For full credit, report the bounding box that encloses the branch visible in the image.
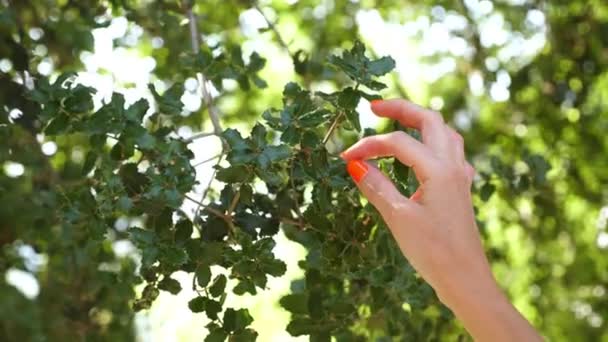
[185,4,225,138]
[185,131,218,143]
[227,190,240,216]
[184,2,230,221]
[322,111,344,144]
[192,154,221,168]
[195,154,223,215]
[253,2,292,57]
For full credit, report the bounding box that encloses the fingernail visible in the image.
[370,99,383,107]
[346,160,369,183]
[339,152,346,160]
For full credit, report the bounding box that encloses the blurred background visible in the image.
[1,0,607,341]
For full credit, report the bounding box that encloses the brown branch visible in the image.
[185,131,218,143]
[185,3,225,139]
[192,154,221,168]
[322,111,344,144]
[227,190,241,216]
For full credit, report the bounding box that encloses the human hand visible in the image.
[342,99,542,341]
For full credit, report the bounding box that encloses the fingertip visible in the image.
[370,99,383,108]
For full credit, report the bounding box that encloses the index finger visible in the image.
[370,99,450,152]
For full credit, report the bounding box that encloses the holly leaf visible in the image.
[158,276,182,294]
[223,308,254,332]
[280,293,309,314]
[328,40,395,90]
[196,265,212,287]
[188,297,206,313]
[209,274,227,297]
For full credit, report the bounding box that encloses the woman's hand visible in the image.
[342,99,542,342]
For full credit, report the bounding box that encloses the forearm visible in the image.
[437,277,543,342]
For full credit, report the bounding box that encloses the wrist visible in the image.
[435,269,508,322]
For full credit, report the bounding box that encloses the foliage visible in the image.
[1,0,608,341]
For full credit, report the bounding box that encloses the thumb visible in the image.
[346,160,412,219]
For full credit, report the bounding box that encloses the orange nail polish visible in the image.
[347,160,369,183]
[370,99,383,107]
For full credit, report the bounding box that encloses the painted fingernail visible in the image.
[370,99,382,107]
[346,160,369,183]
[339,152,347,160]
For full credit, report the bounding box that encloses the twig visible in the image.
[322,111,344,144]
[184,2,229,220]
[192,154,221,168]
[185,4,224,138]
[289,159,304,225]
[227,190,240,216]
[253,2,292,56]
[195,154,223,215]
[280,217,309,229]
[185,194,224,218]
[185,131,218,143]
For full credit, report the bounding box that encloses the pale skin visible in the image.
[341,99,543,342]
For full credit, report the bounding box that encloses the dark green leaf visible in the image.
[209,274,227,297]
[196,265,212,287]
[188,297,206,313]
[158,276,182,294]
[280,293,309,314]
[174,219,193,244]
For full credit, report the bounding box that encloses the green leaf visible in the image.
[174,219,193,245]
[250,123,267,148]
[163,247,189,266]
[257,145,291,169]
[196,265,212,287]
[149,83,184,115]
[82,151,98,175]
[337,87,360,109]
[204,298,222,320]
[44,113,69,135]
[205,327,228,342]
[117,196,133,212]
[216,165,251,183]
[368,56,396,76]
[158,276,182,294]
[480,183,496,201]
[286,318,316,336]
[141,284,160,302]
[129,227,157,245]
[328,40,395,90]
[344,109,361,132]
[136,132,156,150]
[223,308,254,332]
[231,329,258,342]
[188,297,206,313]
[263,259,286,277]
[125,98,149,122]
[280,293,309,314]
[209,274,227,297]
